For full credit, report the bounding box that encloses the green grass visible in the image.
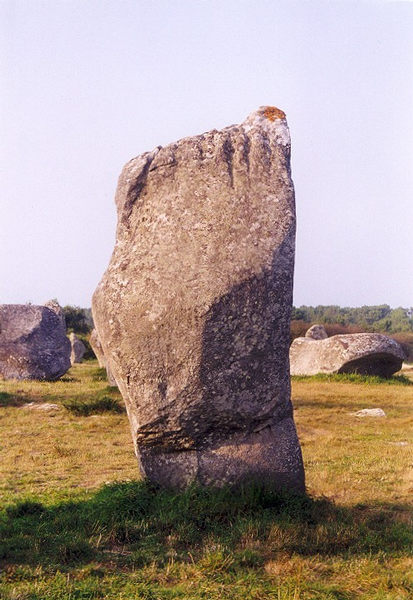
[292,373,413,385]
[1,482,411,565]
[1,482,412,599]
[0,362,412,599]
[63,395,124,416]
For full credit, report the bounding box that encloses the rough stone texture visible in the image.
[92,106,304,491]
[305,324,328,340]
[0,303,71,380]
[69,332,86,364]
[89,328,117,386]
[290,328,406,377]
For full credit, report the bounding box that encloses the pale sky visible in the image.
[1,0,412,308]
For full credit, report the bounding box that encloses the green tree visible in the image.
[62,306,93,334]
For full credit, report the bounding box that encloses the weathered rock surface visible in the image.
[89,328,117,386]
[0,303,71,380]
[69,332,86,364]
[92,106,304,491]
[290,327,406,377]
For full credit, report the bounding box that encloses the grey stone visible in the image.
[290,327,406,377]
[0,303,71,380]
[89,328,117,386]
[305,324,328,340]
[69,332,86,364]
[92,106,304,491]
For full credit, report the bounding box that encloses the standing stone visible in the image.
[89,328,117,386]
[0,303,71,380]
[69,332,86,364]
[92,106,304,491]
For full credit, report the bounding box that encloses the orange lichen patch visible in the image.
[264,106,286,121]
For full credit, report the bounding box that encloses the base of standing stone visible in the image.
[137,418,305,492]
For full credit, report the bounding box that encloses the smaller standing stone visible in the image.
[69,332,86,364]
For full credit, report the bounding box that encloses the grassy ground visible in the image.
[0,362,412,599]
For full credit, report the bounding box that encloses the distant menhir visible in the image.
[0,302,71,380]
[69,332,86,365]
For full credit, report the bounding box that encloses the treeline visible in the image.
[291,305,413,334]
[60,304,413,362]
[62,304,413,335]
[62,306,94,334]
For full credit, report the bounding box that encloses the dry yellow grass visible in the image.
[0,363,137,503]
[1,362,412,506]
[292,377,413,504]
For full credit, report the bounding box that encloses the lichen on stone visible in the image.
[263,106,286,121]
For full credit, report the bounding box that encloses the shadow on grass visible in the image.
[1,364,123,415]
[0,391,29,408]
[63,395,125,416]
[1,481,411,570]
[0,388,123,415]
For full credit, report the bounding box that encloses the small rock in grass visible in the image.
[23,402,60,411]
[354,408,386,418]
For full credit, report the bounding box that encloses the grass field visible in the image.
[0,362,412,599]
